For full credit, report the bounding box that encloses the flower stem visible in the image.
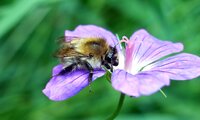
[106,93,125,120]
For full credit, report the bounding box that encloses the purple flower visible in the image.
[112,29,200,97]
[43,25,119,101]
[43,25,200,101]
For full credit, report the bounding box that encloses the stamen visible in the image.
[120,40,128,44]
[122,36,129,41]
[121,36,129,44]
[114,36,129,48]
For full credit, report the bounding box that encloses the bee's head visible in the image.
[105,46,119,66]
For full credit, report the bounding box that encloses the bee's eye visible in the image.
[105,54,112,63]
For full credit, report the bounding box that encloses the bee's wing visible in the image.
[56,36,84,49]
[55,36,88,58]
[54,47,88,58]
[56,36,80,44]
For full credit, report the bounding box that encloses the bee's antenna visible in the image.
[113,42,120,48]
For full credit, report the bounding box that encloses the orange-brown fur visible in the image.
[56,38,109,59]
[78,38,109,59]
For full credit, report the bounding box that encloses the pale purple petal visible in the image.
[126,29,183,74]
[65,25,119,49]
[111,69,170,97]
[52,64,63,76]
[43,64,105,101]
[143,53,200,80]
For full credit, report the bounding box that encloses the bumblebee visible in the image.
[55,37,119,85]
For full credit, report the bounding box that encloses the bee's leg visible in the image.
[102,61,110,69]
[82,61,94,93]
[110,64,113,72]
[57,63,77,76]
[102,61,113,72]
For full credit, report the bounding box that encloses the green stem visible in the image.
[106,93,125,120]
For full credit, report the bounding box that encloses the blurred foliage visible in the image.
[0,0,200,120]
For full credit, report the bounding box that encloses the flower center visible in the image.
[120,36,142,75]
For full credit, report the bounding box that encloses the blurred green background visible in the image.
[0,0,200,120]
